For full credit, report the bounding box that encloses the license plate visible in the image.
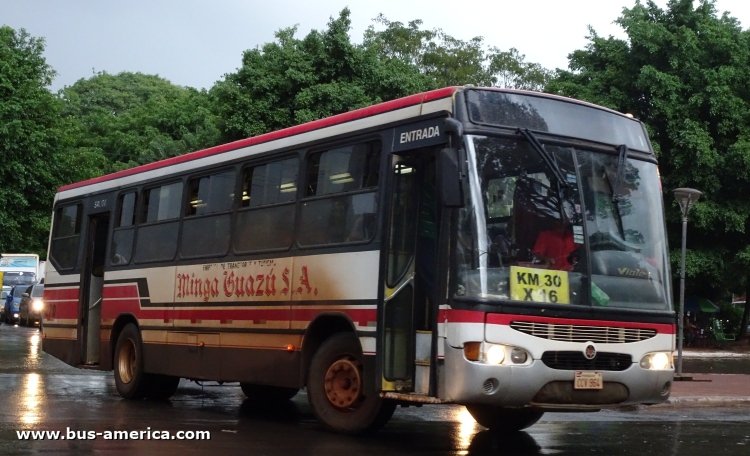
[574,371,603,390]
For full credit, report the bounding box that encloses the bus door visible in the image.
[79,212,110,365]
[381,150,438,395]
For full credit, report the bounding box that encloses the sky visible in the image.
[2,0,750,92]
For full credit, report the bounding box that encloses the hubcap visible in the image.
[117,339,136,384]
[323,357,362,410]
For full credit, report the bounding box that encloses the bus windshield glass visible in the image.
[455,134,670,311]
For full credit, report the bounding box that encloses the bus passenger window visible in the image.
[110,192,137,266]
[298,142,380,246]
[50,203,82,270]
[180,170,235,259]
[241,158,298,208]
[117,192,137,227]
[186,170,235,217]
[305,143,379,197]
[142,182,183,223]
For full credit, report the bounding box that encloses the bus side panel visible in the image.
[42,268,82,367]
[141,341,302,387]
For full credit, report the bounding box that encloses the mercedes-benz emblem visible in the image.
[584,343,597,360]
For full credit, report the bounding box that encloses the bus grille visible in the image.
[510,321,657,343]
[541,351,632,371]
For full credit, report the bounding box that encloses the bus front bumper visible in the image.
[440,344,673,410]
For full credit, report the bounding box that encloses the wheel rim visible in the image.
[117,339,137,384]
[323,356,362,410]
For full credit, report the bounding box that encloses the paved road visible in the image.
[1,325,749,455]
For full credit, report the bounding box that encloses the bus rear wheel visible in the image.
[307,333,395,434]
[466,405,544,432]
[113,323,151,399]
[240,383,299,401]
[148,375,180,400]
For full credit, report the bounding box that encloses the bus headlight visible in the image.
[640,352,673,370]
[463,342,531,365]
[484,344,506,365]
[32,298,44,313]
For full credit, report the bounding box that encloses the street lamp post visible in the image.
[672,188,702,380]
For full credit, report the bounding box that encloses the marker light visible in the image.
[463,342,481,361]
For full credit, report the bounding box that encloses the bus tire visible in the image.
[148,375,180,400]
[113,323,150,399]
[240,383,299,401]
[307,333,395,434]
[466,405,543,432]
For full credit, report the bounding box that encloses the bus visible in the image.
[42,86,674,434]
[1,253,40,299]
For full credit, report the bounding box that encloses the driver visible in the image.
[532,220,577,270]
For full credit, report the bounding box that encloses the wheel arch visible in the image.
[107,313,139,370]
[301,312,358,385]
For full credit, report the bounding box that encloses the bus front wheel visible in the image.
[307,333,395,434]
[466,405,543,432]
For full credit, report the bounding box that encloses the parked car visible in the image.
[19,283,44,327]
[3,285,25,324]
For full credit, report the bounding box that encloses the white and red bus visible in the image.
[42,87,674,434]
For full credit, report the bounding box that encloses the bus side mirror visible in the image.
[438,147,464,208]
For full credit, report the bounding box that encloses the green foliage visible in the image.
[548,0,750,302]
[488,48,553,91]
[61,72,221,171]
[0,26,66,256]
[213,9,553,141]
[211,9,428,141]
[363,15,551,90]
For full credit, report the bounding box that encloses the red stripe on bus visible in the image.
[103,284,140,299]
[48,302,79,320]
[291,308,377,326]
[99,300,376,325]
[58,87,458,192]
[44,288,80,300]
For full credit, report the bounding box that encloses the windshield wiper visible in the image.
[611,144,628,201]
[517,128,569,188]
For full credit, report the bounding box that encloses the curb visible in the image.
[662,396,750,407]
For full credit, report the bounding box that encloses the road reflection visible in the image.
[27,331,40,367]
[454,406,480,449]
[21,372,44,426]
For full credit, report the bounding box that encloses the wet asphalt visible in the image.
[0,324,749,455]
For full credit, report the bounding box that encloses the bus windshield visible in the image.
[455,134,670,311]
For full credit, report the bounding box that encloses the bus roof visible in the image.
[58,86,459,194]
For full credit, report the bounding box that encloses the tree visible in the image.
[212,9,428,141]
[363,15,552,90]
[547,0,750,336]
[488,47,553,91]
[0,27,73,256]
[61,72,221,171]
[214,9,554,142]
